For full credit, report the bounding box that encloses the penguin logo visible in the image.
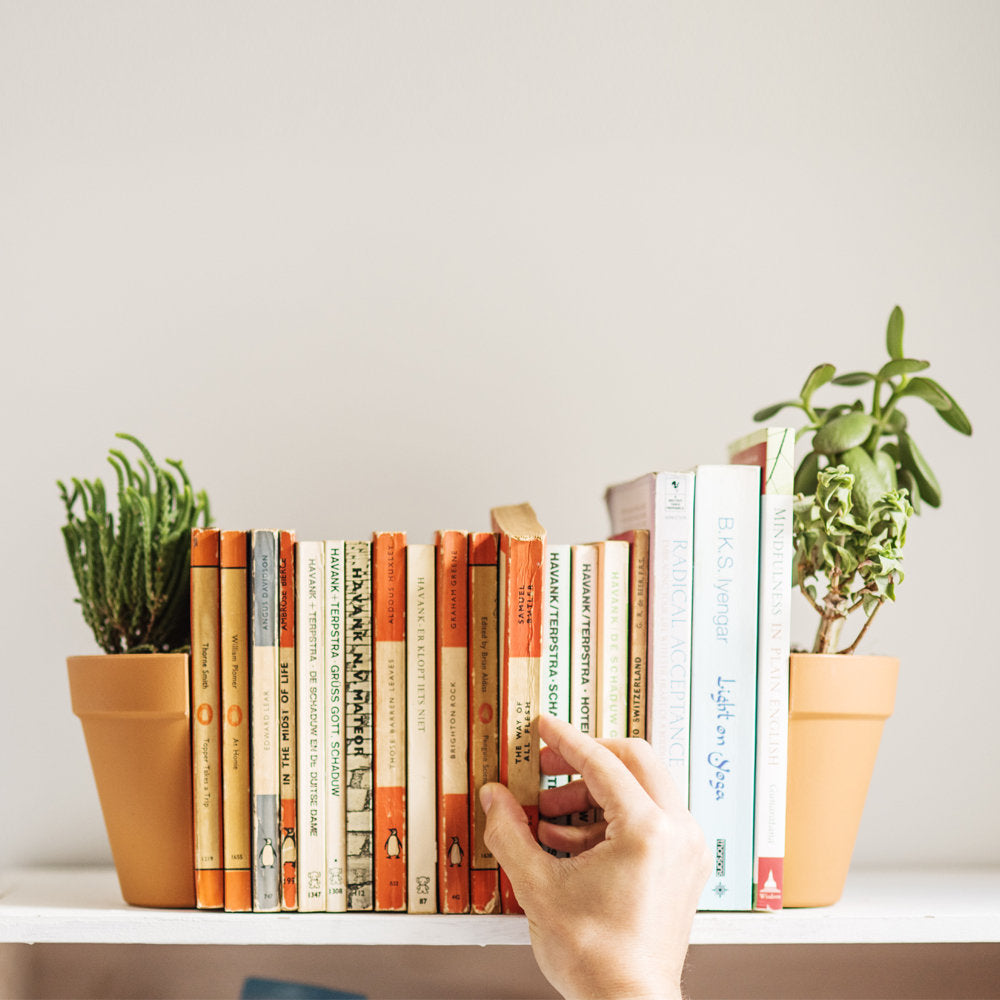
[384,828,402,859]
[447,836,464,867]
[260,838,276,869]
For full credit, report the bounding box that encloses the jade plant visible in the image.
[59,433,212,654]
[754,306,971,654]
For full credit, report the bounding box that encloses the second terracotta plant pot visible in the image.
[67,653,196,908]
[783,652,899,907]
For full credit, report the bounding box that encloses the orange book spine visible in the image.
[220,530,252,912]
[491,505,545,915]
[373,531,407,911]
[191,528,224,909]
[468,531,500,914]
[436,530,470,914]
[278,530,298,910]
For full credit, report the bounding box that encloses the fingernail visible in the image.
[480,785,494,812]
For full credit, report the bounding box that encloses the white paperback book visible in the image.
[688,464,761,911]
[324,540,347,911]
[542,544,571,788]
[295,540,327,912]
[406,543,437,914]
[605,471,695,802]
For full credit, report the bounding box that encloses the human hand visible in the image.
[480,715,711,1000]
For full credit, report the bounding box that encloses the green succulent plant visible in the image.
[59,433,212,654]
[755,306,971,653]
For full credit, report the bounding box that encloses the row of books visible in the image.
[188,428,795,914]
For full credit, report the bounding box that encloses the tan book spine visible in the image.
[490,503,545,915]
[220,530,251,912]
[191,528,223,909]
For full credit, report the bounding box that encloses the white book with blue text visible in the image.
[688,464,761,911]
[542,544,571,788]
[324,540,347,912]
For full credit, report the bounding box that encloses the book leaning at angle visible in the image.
[220,530,252,912]
[277,530,297,911]
[730,427,794,911]
[251,529,282,912]
[373,531,407,911]
[406,543,437,913]
[190,527,224,909]
[491,502,545,915]
[468,531,501,914]
[295,541,326,912]
[344,541,374,911]
[688,464,761,911]
[605,472,694,803]
[325,540,347,911]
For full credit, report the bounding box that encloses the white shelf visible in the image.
[2,866,999,947]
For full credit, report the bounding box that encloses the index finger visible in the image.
[537,714,653,819]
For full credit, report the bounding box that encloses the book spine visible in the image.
[612,529,650,741]
[277,530,297,911]
[753,493,792,911]
[436,530,470,914]
[295,541,327,913]
[344,541,374,912]
[373,531,407,911]
[468,531,500,915]
[325,540,347,912]
[406,543,437,913]
[543,545,571,751]
[689,465,761,911]
[595,540,630,740]
[251,530,281,912]
[652,473,695,803]
[220,530,251,912]
[190,527,224,909]
[570,544,598,744]
[495,531,544,914]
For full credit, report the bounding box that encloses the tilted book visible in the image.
[251,529,281,912]
[436,530,470,913]
[277,530,298,911]
[406,543,437,914]
[344,541,374,912]
[190,527,223,909]
[611,529,650,741]
[730,427,794,911]
[373,531,407,911]
[468,531,500,915]
[325,540,347,912]
[688,464,761,911]
[295,540,327,913]
[606,471,695,802]
[220,530,252,912]
[490,503,545,915]
[594,540,630,740]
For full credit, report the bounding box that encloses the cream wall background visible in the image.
[1,1,997,876]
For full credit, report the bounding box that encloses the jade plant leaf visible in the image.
[898,432,941,507]
[831,371,875,386]
[840,446,886,517]
[901,376,951,410]
[877,358,930,379]
[812,411,877,455]
[800,363,836,402]
[886,305,904,360]
[753,400,801,422]
[794,451,820,496]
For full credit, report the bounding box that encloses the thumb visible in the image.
[480,783,550,897]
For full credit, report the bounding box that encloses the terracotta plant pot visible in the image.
[783,652,899,907]
[67,653,196,908]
